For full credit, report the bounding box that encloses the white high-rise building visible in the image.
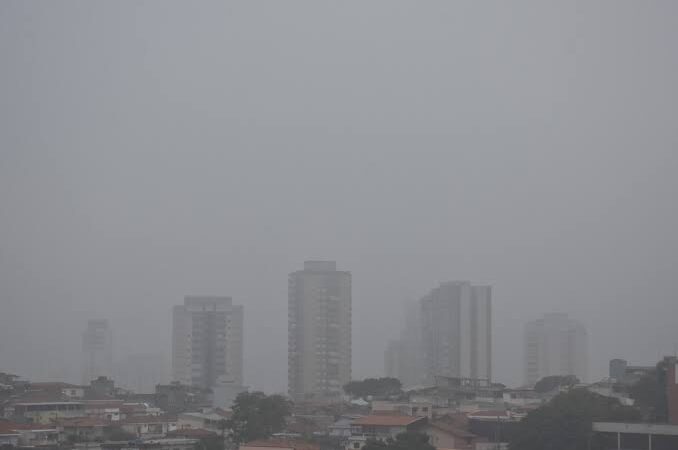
[81,319,113,384]
[420,281,492,383]
[172,296,243,390]
[288,261,351,402]
[524,313,588,386]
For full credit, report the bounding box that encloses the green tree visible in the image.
[534,375,580,393]
[629,359,670,422]
[508,389,641,450]
[362,432,435,450]
[227,391,292,444]
[343,377,402,399]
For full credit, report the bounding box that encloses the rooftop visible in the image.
[122,414,177,424]
[242,439,320,450]
[352,415,425,427]
[428,421,476,439]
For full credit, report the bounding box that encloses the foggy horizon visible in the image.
[2,1,678,395]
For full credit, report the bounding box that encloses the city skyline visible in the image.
[2,1,678,394]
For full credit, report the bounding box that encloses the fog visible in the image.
[1,1,677,393]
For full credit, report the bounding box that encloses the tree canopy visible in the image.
[533,374,580,393]
[227,391,292,444]
[508,388,641,450]
[343,377,402,399]
[629,359,670,422]
[362,431,435,450]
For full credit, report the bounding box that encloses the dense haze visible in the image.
[1,1,677,393]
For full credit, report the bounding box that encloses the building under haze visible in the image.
[116,353,168,394]
[288,261,352,402]
[420,282,492,384]
[524,313,588,386]
[81,319,113,384]
[384,303,423,388]
[172,296,243,391]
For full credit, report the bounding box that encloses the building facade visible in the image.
[172,296,243,390]
[384,303,424,388]
[420,282,492,384]
[288,261,352,402]
[81,319,113,385]
[524,313,588,386]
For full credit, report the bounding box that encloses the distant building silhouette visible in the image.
[384,302,423,388]
[81,319,113,384]
[172,296,243,391]
[288,261,351,402]
[117,353,168,394]
[420,281,492,384]
[524,313,588,386]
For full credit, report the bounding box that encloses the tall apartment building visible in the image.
[172,296,243,390]
[524,313,588,386]
[288,261,352,402]
[384,303,424,388]
[81,319,113,384]
[420,281,492,384]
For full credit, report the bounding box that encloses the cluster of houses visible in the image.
[0,374,229,450]
[3,359,678,450]
[0,370,553,450]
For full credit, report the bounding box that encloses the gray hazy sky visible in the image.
[1,1,677,392]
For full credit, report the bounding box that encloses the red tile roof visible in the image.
[0,421,58,432]
[58,417,110,428]
[352,415,425,427]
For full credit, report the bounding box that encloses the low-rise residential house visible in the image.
[467,410,521,446]
[371,401,433,419]
[155,383,212,414]
[586,382,635,406]
[101,437,198,450]
[58,417,110,442]
[347,415,427,450]
[328,415,363,439]
[0,422,20,447]
[167,428,218,440]
[30,382,87,399]
[0,422,60,446]
[13,401,85,424]
[501,389,543,408]
[121,415,178,438]
[240,438,320,450]
[423,420,479,450]
[177,409,231,433]
[121,402,161,418]
[85,400,125,421]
